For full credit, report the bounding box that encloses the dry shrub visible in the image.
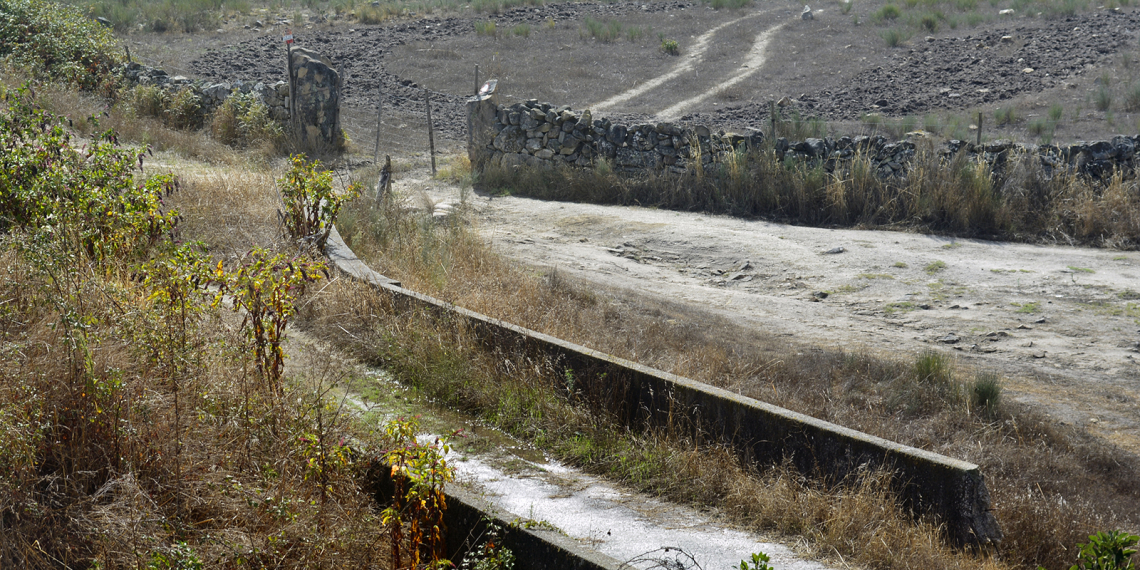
[171,168,284,258]
[483,143,1140,247]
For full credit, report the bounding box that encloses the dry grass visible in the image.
[0,143,393,568]
[480,142,1140,247]
[299,277,1011,570]
[334,182,1140,569]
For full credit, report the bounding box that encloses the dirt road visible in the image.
[406,172,1140,454]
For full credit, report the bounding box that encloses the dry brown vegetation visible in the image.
[0,81,396,567]
[480,144,1140,248]
[335,177,1140,569]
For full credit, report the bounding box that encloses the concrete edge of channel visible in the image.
[326,225,1002,546]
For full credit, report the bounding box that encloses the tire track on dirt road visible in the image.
[589,9,777,114]
[656,22,785,121]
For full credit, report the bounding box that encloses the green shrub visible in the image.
[873,3,901,21]
[626,25,643,41]
[1095,86,1113,111]
[1049,103,1064,121]
[208,91,282,149]
[582,16,622,42]
[919,12,939,31]
[881,28,909,47]
[0,0,120,90]
[993,106,1018,126]
[164,88,203,130]
[661,38,679,55]
[1070,530,1139,570]
[971,372,1002,417]
[475,20,497,36]
[511,23,530,37]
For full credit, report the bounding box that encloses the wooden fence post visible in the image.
[425,88,436,175]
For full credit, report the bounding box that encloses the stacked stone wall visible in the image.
[116,51,342,149]
[470,95,1140,180]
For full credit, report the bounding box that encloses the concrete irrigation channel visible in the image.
[325,226,1002,546]
[344,374,840,570]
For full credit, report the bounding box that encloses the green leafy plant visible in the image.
[661,38,679,55]
[147,541,204,570]
[214,248,326,391]
[0,0,121,91]
[278,154,362,249]
[873,3,901,21]
[460,520,516,570]
[209,91,283,149]
[740,552,774,570]
[924,260,946,274]
[382,417,457,570]
[1068,530,1139,570]
[881,28,910,47]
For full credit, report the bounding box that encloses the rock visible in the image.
[96,16,113,28]
[1034,317,1047,324]
[813,291,829,299]
[822,247,846,254]
[801,5,814,19]
[938,334,961,344]
[999,8,1014,14]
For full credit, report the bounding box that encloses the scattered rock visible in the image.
[1034,317,1047,324]
[822,247,846,254]
[918,303,931,309]
[1017,324,1032,330]
[938,333,960,344]
[801,5,814,20]
[1032,351,1047,358]
[813,291,829,299]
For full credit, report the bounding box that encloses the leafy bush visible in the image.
[511,23,530,37]
[0,0,120,90]
[994,106,1018,126]
[1069,530,1139,570]
[208,91,283,149]
[278,154,362,249]
[662,38,679,55]
[1095,86,1113,111]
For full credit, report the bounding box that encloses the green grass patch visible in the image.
[924,260,947,274]
[1012,301,1040,313]
[859,273,896,280]
[884,301,917,314]
[894,262,908,268]
[1067,266,1094,273]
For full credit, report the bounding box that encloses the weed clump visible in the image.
[208,90,283,149]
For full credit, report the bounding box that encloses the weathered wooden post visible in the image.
[425,88,436,175]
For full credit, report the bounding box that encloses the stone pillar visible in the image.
[466,82,499,170]
[290,47,343,150]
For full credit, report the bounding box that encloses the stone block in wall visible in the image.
[493,125,525,153]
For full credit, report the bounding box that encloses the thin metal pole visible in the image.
[425,88,436,175]
[474,64,480,95]
[373,82,383,165]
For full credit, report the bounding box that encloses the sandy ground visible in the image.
[401,171,1140,456]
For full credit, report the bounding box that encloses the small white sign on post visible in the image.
[283,30,294,45]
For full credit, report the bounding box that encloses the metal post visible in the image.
[474,64,480,96]
[425,88,436,175]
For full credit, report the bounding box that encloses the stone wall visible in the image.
[468,92,1140,180]
[117,62,290,123]
[117,50,344,150]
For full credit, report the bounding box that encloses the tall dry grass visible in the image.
[333,182,1140,569]
[481,142,1140,247]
